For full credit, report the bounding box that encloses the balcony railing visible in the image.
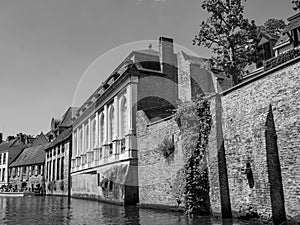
[264,47,300,71]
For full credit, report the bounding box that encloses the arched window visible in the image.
[91,117,96,149]
[109,106,115,142]
[84,122,89,151]
[120,97,127,137]
[79,127,83,154]
[99,113,105,145]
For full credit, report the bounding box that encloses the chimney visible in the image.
[159,37,178,104]
[17,133,25,144]
[0,133,2,144]
[159,37,175,73]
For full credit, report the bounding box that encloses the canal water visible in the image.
[0,196,262,225]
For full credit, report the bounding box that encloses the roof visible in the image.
[0,139,25,152]
[10,143,50,167]
[31,133,48,147]
[133,49,160,57]
[181,51,209,66]
[284,13,300,33]
[0,139,27,165]
[274,33,290,48]
[59,107,79,127]
[47,127,72,150]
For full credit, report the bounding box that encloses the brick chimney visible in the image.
[159,37,176,76]
[17,133,25,143]
[159,37,178,104]
[0,133,2,144]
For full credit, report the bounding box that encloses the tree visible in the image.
[292,0,300,11]
[193,0,258,85]
[260,18,286,36]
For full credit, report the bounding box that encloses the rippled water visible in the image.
[0,196,262,225]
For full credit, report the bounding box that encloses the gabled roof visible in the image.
[0,139,26,165]
[46,127,72,150]
[0,139,25,152]
[10,143,50,167]
[59,107,79,127]
[31,133,48,147]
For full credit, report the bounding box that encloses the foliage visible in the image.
[265,47,300,71]
[175,95,212,215]
[193,0,258,85]
[168,168,186,207]
[157,136,175,161]
[292,0,300,11]
[261,18,286,36]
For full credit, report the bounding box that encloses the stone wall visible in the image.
[71,160,138,205]
[136,110,185,209]
[208,58,300,220]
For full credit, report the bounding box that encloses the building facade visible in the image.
[9,133,49,192]
[45,107,78,196]
[0,138,26,187]
[70,36,225,205]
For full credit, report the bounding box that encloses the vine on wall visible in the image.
[175,95,212,216]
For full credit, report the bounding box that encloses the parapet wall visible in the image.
[208,58,300,220]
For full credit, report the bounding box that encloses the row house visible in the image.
[45,107,78,196]
[70,37,226,204]
[9,133,49,192]
[0,136,26,187]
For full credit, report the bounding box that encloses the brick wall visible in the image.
[208,58,300,220]
[136,110,185,209]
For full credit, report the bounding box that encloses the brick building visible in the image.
[70,36,226,205]
[45,107,78,196]
[0,138,26,187]
[9,133,49,192]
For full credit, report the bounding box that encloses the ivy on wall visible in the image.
[175,95,212,216]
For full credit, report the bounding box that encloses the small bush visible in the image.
[158,136,175,160]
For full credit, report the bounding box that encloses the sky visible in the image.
[0,0,295,138]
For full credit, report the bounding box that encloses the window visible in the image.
[46,162,49,180]
[84,123,89,151]
[23,167,27,176]
[57,158,60,180]
[97,173,101,186]
[31,165,34,176]
[79,127,83,154]
[120,97,127,137]
[3,153,6,164]
[2,168,5,181]
[49,162,52,181]
[0,154,2,165]
[109,106,115,142]
[91,117,96,149]
[99,113,105,145]
[52,160,55,180]
[62,143,65,153]
[84,123,90,151]
[74,132,77,156]
[61,157,64,180]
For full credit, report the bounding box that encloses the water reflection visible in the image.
[0,196,262,225]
